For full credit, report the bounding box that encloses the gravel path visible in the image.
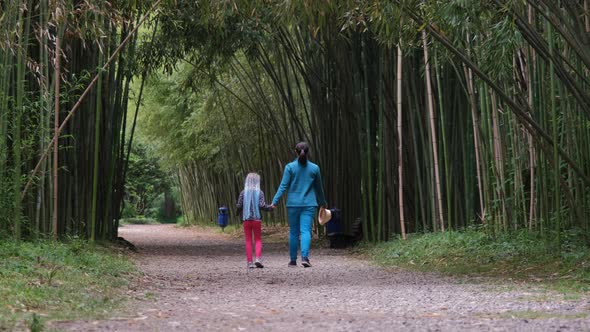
[54,224,589,331]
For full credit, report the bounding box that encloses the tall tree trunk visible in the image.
[464,61,485,221]
[377,51,385,241]
[361,35,376,241]
[53,5,61,240]
[490,91,507,230]
[91,50,103,242]
[396,45,406,239]
[434,51,452,229]
[35,0,50,238]
[421,30,445,231]
[14,1,26,240]
[527,4,537,230]
[547,7,561,245]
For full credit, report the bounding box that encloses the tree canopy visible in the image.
[1,0,589,245]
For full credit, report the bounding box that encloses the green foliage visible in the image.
[428,0,523,82]
[0,0,152,240]
[124,141,175,217]
[28,313,43,332]
[368,228,590,292]
[133,66,204,167]
[135,62,265,169]
[139,1,266,75]
[136,0,590,240]
[132,51,291,225]
[119,217,160,225]
[0,239,135,330]
[145,190,182,222]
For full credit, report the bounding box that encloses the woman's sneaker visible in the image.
[288,260,297,267]
[301,258,312,268]
[247,262,255,269]
[255,258,264,268]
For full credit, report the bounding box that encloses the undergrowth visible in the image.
[120,216,161,225]
[0,238,136,330]
[366,227,590,292]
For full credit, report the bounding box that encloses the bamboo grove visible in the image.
[136,0,590,244]
[0,1,158,241]
[3,1,590,245]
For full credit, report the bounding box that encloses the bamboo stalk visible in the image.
[414,12,590,186]
[479,83,494,230]
[21,0,164,201]
[377,50,384,241]
[434,51,452,229]
[361,35,376,241]
[422,30,445,231]
[396,45,406,239]
[527,4,537,230]
[547,6,561,244]
[14,0,27,240]
[408,67,428,231]
[90,48,104,242]
[490,91,507,230]
[585,0,590,33]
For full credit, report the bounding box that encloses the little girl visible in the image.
[236,172,273,268]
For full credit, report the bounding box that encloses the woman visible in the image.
[271,142,327,267]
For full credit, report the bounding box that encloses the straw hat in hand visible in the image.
[318,207,332,225]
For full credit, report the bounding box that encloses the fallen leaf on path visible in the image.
[421,313,443,317]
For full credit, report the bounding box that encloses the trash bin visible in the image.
[326,208,342,236]
[217,207,229,229]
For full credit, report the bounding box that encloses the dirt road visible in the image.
[54,224,589,331]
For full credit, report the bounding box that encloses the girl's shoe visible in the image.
[247,262,255,269]
[254,258,264,268]
[288,260,297,267]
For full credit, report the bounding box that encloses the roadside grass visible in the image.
[364,227,590,293]
[477,310,588,320]
[0,238,136,331]
[120,216,160,225]
[177,219,295,244]
[177,216,216,229]
[221,223,292,242]
[120,215,180,225]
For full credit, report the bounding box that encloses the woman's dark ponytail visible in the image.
[295,142,309,164]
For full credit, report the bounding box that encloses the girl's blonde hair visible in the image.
[244,172,261,190]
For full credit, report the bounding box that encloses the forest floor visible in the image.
[52,224,590,331]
